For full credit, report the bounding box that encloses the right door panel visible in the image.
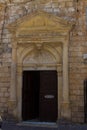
[39,71,58,122]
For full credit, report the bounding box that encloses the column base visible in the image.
[8,100,17,119]
[61,102,71,120]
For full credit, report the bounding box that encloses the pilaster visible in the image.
[17,65,23,120]
[57,66,62,119]
[9,39,17,117]
[61,38,71,119]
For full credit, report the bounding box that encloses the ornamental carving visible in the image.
[23,50,57,65]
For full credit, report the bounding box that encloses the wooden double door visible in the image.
[22,71,58,122]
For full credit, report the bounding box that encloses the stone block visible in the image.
[0,93,3,97]
[78,106,84,112]
[4,92,9,97]
[1,88,8,92]
[0,98,7,103]
[65,2,73,7]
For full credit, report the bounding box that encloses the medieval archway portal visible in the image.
[7,10,73,122]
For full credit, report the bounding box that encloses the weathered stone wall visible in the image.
[0,0,87,123]
[69,0,86,123]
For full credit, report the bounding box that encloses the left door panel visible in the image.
[22,71,40,121]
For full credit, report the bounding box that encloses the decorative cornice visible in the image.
[7,10,74,35]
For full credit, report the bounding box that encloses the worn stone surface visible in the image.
[0,0,87,123]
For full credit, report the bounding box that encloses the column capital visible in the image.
[12,41,17,49]
[17,65,23,76]
[56,64,62,73]
[62,35,69,46]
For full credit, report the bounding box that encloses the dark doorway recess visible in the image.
[22,71,58,122]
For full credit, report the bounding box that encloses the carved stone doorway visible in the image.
[7,10,73,121]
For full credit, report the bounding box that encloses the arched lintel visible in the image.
[17,44,62,64]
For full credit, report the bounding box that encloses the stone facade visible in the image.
[0,0,87,123]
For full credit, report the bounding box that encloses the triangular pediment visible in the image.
[7,10,73,35]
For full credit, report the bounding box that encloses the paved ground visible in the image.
[1,121,87,130]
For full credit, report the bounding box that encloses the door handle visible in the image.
[44,95,55,99]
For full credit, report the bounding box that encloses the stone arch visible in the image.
[17,44,62,64]
[23,49,57,64]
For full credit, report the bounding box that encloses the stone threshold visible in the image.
[17,121,58,128]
